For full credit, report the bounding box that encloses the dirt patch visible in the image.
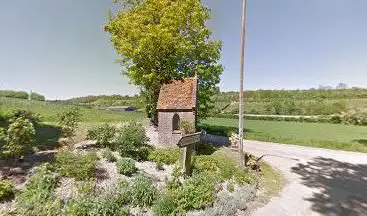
[0,150,56,187]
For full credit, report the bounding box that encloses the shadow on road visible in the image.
[291,157,367,216]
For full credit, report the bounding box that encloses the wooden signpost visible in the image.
[177,132,202,176]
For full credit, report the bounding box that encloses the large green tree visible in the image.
[105,0,223,123]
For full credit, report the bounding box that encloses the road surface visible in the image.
[245,140,367,216]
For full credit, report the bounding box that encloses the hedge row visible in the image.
[212,114,333,124]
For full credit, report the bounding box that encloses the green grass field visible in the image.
[0,97,145,122]
[201,118,367,152]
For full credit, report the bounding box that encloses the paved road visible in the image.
[244,140,367,216]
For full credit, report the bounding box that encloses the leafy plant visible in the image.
[103,149,117,162]
[159,170,217,214]
[179,174,216,210]
[128,174,158,207]
[226,181,235,193]
[57,108,81,137]
[65,190,129,216]
[11,110,40,125]
[164,173,216,213]
[153,192,185,216]
[55,151,98,180]
[116,157,137,176]
[16,163,62,216]
[234,168,254,185]
[180,120,196,135]
[0,180,14,201]
[0,128,6,157]
[195,143,218,155]
[3,117,36,158]
[116,121,150,160]
[338,110,367,126]
[192,154,255,184]
[148,148,181,165]
[87,123,117,147]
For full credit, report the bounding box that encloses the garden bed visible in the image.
[0,121,260,216]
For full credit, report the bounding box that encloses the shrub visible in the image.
[57,108,81,137]
[0,180,14,201]
[153,193,184,216]
[339,110,367,125]
[180,120,196,135]
[227,181,235,193]
[233,168,254,185]
[192,154,255,184]
[188,184,256,216]
[162,171,216,213]
[128,174,157,207]
[55,152,98,180]
[193,155,220,175]
[102,149,117,162]
[175,174,216,211]
[330,115,342,124]
[116,121,150,160]
[195,143,218,155]
[4,117,36,158]
[65,191,129,216]
[148,148,181,165]
[11,110,40,125]
[116,157,137,176]
[0,128,6,156]
[16,164,62,216]
[87,123,117,147]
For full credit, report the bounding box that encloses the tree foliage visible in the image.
[105,0,223,122]
[30,92,45,101]
[0,90,45,101]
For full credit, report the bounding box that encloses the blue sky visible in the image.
[1,0,367,99]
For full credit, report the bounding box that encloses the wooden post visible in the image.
[181,145,193,176]
[178,132,201,176]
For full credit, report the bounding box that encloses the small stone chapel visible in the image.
[157,78,198,147]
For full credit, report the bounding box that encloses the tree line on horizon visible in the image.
[0,90,45,101]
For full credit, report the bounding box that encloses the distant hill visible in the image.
[51,94,144,109]
[0,97,144,122]
[49,88,367,116]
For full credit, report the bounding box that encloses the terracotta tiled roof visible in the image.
[157,78,197,110]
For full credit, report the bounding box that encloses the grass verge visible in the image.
[201,118,367,152]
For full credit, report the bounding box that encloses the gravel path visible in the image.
[244,140,367,216]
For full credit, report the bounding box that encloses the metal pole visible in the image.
[238,0,247,168]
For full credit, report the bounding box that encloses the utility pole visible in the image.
[238,0,247,168]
